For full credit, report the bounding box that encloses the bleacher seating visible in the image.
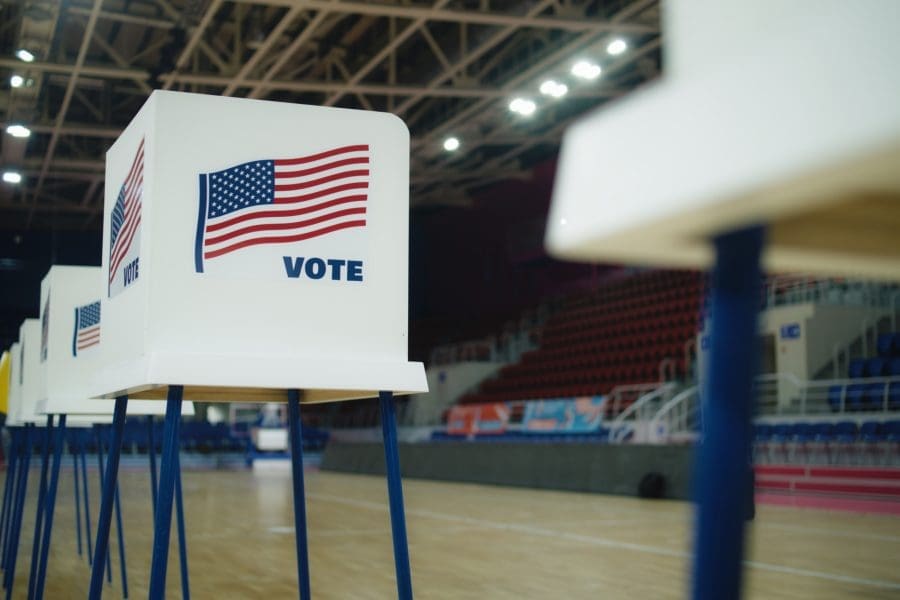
[754,419,900,465]
[62,417,329,454]
[827,332,900,412]
[460,270,702,406]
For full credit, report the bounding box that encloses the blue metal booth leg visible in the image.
[379,391,413,600]
[5,424,34,598]
[112,464,129,598]
[148,417,158,514]
[27,415,53,600]
[95,428,113,584]
[97,425,128,594]
[691,226,764,600]
[35,415,67,599]
[72,436,83,558]
[88,396,128,600]
[0,427,19,569]
[287,389,311,600]
[148,385,183,600]
[174,450,190,600]
[80,433,94,566]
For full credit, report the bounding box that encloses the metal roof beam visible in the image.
[25,0,105,229]
[157,0,228,78]
[237,0,656,33]
[322,0,454,107]
[221,5,304,96]
[393,0,559,116]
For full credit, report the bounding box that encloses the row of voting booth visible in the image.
[2,269,195,600]
[2,90,427,599]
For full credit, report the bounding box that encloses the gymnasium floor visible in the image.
[3,465,899,599]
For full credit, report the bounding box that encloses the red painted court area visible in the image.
[756,465,900,515]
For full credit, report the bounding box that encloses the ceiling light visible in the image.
[540,80,568,99]
[10,75,24,88]
[509,97,537,117]
[443,136,460,152]
[607,38,628,56]
[2,171,22,184]
[15,48,35,63]
[5,124,31,138]
[571,60,601,80]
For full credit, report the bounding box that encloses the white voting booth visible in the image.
[88,90,425,600]
[37,265,191,418]
[546,0,900,280]
[94,90,426,403]
[6,342,22,427]
[545,2,899,599]
[16,320,44,426]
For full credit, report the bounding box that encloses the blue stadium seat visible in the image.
[846,383,867,411]
[827,385,844,412]
[889,357,900,376]
[859,421,883,443]
[848,358,866,378]
[771,423,797,442]
[886,421,900,442]
[754,424,772,442]
[890,382,900,411]
[877,333,894,357]
[833,421,858,443]
[811,422,834,441]
[865,357,887,377]
[864,382,888,410]
[792,423,814,443]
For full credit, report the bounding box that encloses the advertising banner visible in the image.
[447,403,509,435]
[523,396,605,432]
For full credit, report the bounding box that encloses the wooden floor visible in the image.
[2,464,899,599]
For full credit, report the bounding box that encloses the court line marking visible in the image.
[308,492,900,591]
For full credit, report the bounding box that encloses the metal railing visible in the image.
[608,382,678,443]
[756,373,900,416]
[648,385,701,444]
[606,382,670,418]
[647,373,900,444]
[762,275,900,310]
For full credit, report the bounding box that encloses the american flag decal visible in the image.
[109,138,144,291]
[72,301,101,357]
[40,293,50,362]
[194,144,370,272]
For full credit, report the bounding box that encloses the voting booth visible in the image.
[94,90,426,403]
[35,265,195,599]
[1,324,44,596]
[88,90,426,600]
[37,265,191,417]
[546,2,899,599]
[0,350,9,417]
[17,320,43,425]
[6,342,21,427]
[1,341,25,591]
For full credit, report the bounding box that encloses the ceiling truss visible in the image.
[0,0,661,229]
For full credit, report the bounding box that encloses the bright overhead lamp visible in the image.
[539,80,569,99]
[607,38,628,56]
[10,74,24,88]
[509,97,537,117]
[5,124,31,138]
[571,60,601,80]
[443,136,460,152]
[2,171,23,184]
[15,48,35,63]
